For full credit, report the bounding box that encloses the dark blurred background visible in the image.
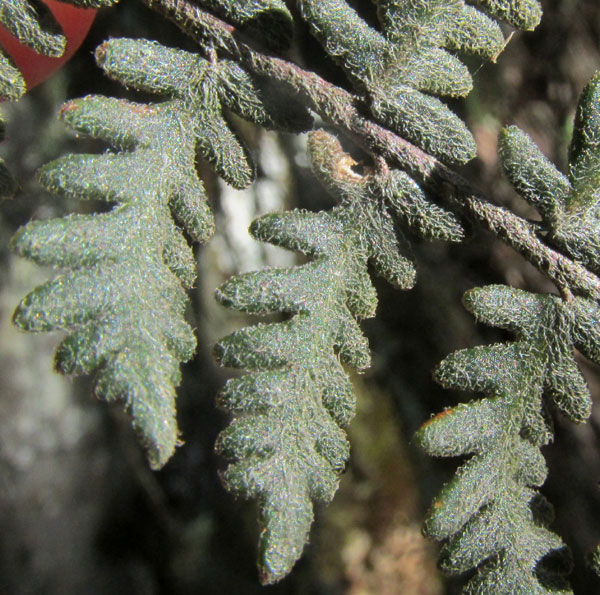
[0,1,599,593]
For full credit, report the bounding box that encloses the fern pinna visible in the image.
[9,33,309,468]
[7,0,600,591]
[214,129,464,583]
[417,73,600,593]
[298,0,540,164]
[416,287,595,594]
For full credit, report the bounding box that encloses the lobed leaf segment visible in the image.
[11,34,310,468]
[298,0,541,165]
[215,130,462,583]
[499,72,600,276]
[417,285,600,594]
[418,70,600,594]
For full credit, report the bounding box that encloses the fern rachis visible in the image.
[2,0,600,592]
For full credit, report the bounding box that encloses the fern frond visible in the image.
[499,72,600,274]
[10,36,311,468]
[416,285,600,593]
[298,0,541,164]
[214,129,467,583]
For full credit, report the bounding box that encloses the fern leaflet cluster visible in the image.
[418,70,600,593]
[5,0,600,590]
[416,286,600,594]
[214,129,465,582]
[10,33,309,467]
[298,0,541,164]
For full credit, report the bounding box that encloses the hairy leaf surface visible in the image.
[298,0,541,164]
[0,115,15,196]
[499,72,600,273]
[416,285,600,593]
[214,129,467,582]
[11,36,310,467]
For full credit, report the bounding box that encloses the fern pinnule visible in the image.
[416,285,600,593]
[195,0,293,50]
[0,51,26,100]
[376,167,464,242]
[476,0,543,30]
[11,90,204,469]
[499,71,600,274]
[214,204,372,584]
[214,210,374,582]
[299,0,541,165]
[421,88,600,590]
[1,0,67,58]
[215,60,313,133]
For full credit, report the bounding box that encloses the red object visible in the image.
[0,0,96,93]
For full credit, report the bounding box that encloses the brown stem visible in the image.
[141,0,600,301]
